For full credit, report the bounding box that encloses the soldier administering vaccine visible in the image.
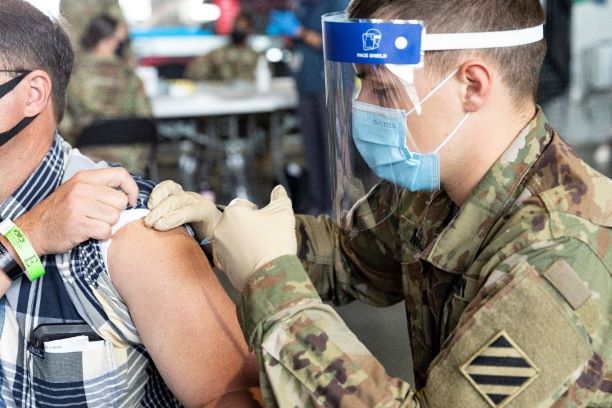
[146,0,612,406]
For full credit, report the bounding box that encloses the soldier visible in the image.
[60,0,129,59]
[62,14,152,175]
[185,12,260,82]
[146,0,612,407]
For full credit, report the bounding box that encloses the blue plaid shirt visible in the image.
[0,136,180,407]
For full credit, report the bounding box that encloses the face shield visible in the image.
[322,12,543,233]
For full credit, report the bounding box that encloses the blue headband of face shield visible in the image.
[323,12,545,65]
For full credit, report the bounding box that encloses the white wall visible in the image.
[26,0,60,17]
[570,1,612,99]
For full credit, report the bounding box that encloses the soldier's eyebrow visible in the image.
[353,64,368,80]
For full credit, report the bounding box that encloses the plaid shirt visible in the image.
[0,136,180,407]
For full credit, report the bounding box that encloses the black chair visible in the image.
[76,118,159,181]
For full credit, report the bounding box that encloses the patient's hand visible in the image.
[16,168,138,256]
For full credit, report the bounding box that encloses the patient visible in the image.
[0,1,257,406]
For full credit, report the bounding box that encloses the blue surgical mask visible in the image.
[351,71,469,192]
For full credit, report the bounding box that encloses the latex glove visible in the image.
[14,167,139,256]
[266,10,302,37]
[214,185,297,292]
[145,180,221,242]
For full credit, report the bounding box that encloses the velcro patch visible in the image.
[542,259,591,310]
[460,331,540,407]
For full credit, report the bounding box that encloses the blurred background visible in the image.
[28,0,612,384]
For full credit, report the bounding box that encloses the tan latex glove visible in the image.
[145,180,221,242]
[214,185,297,292]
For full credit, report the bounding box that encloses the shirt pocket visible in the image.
[28,324,125,405]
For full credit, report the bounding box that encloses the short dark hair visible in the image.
[348,0,547,105]
[0,0,74,122]
[81,14,119,51]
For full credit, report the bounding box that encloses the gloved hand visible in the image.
[145,180,221,242]
[266,10,302,37]
[213,185,297,292]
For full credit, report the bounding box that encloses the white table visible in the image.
[150,77,299,200]
[151,77,298,118]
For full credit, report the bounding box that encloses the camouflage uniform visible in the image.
[60,0,127,55]
[237,109,612,407]
[62,54,153,175]
[185,45,260,82]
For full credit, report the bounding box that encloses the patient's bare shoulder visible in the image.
[107,220,258,407]
[108,220,211,282]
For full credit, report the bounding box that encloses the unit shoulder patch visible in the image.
[460,331,541,407]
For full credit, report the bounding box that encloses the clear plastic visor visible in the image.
[324,14,426,233]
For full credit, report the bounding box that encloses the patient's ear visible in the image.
[23,70,52,118]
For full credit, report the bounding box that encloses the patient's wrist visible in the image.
[0,238,24,282]
[13,215,44,256]
[0,219,45,281]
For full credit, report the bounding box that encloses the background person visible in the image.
[267,0,349,215]
[60,0,132,61]
[61,14,153,175]
[147,0,611,406]
[185,12,260,83]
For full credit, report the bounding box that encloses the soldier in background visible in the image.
[61,14,152,175]
[145,0,611,406]
[60,0,131,60]
[185,12,260,82]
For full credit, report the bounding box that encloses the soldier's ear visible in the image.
[23,70,52,118]
[457,59,492,113]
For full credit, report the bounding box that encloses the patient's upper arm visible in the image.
[107,220,258,407]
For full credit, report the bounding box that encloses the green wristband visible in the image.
[0,220,45,281]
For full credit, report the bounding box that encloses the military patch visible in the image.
[460,331,540,407]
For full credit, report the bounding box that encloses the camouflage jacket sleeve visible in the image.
[126,71,152,118]
[64,58,151,141]
[237,243,606,407]
[237,255,420,408]
[185,55,215,81]
[294,187,430,307]
[63,69,96,143]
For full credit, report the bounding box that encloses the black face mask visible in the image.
[230,30,248,45]
[0,72,37,147]
[115,39,130,58]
